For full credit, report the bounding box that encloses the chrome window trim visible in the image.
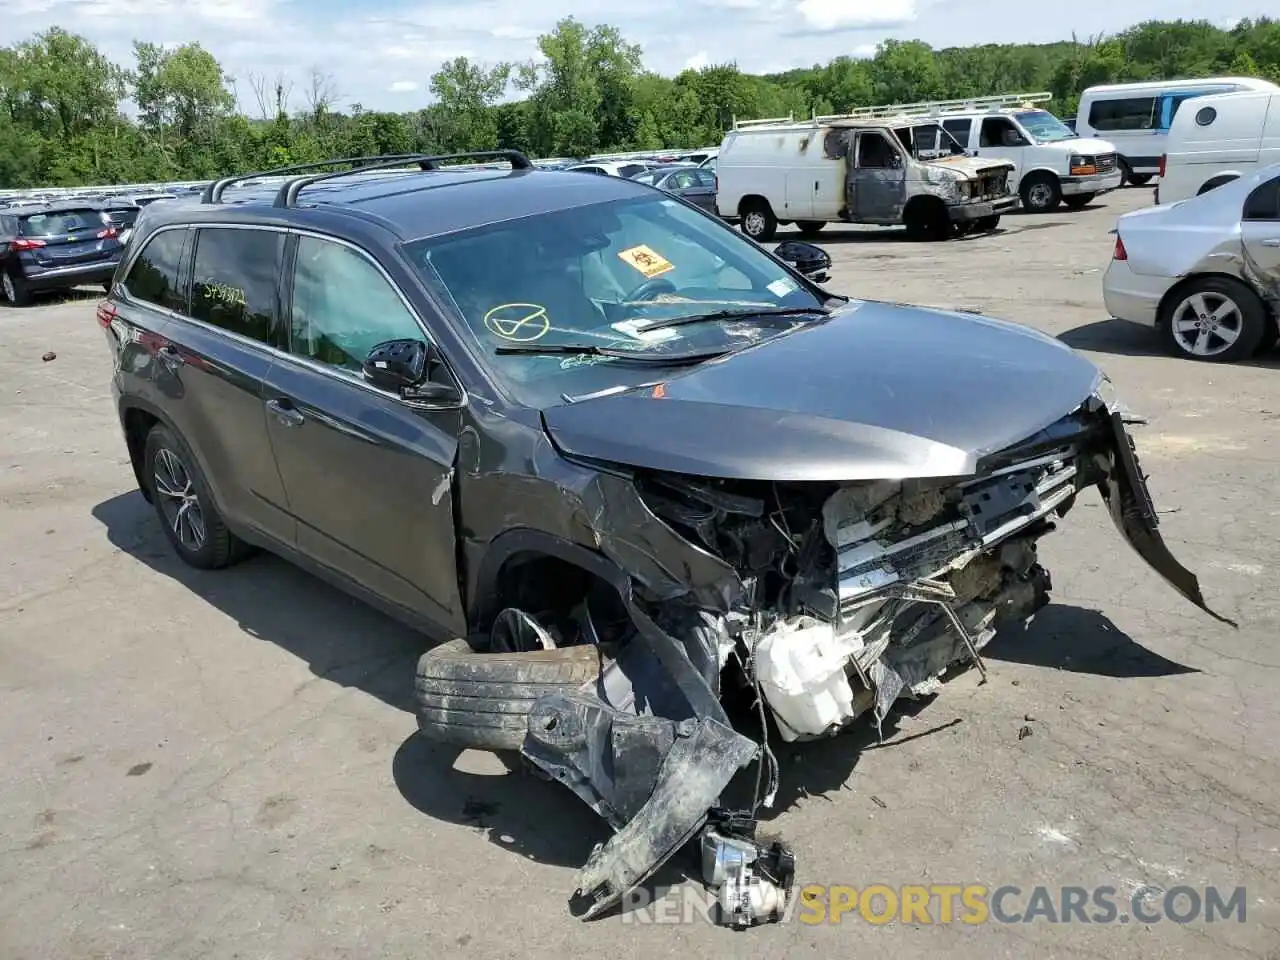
[119,221,468,410]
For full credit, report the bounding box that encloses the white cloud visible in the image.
[6,0,1278,111]
[796,0,916,31]
[387,80,419,93]
[685,51,710,70]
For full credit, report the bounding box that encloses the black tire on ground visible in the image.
[1117,157,1132,187]
[1255,317,1279,355]
[1064,193,1095,210]
[1158,276,1268,364]
[143,423,252,569]
[1019,172,1062,212]
[739,199,778,242]
[975,215,1001,232]
[415,637,607,751]
[795,220,826,237]
[1128,173,1152,186]
[2,266,31,306]
[903,199,950,241]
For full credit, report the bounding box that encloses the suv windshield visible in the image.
[406,193,828,407]
[1014,110,1076,143]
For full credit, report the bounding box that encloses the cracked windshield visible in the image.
[407,194,829,404]
[1014,109,1076,142]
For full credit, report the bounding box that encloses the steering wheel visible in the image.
[626,276,678,301]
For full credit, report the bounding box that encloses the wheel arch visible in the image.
[737,194,774,218]
[118,397,225,511]
[1155,271,1260,328]
[469,528,632,633]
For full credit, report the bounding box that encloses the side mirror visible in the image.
[773,240,832,284]
[362,339,459,403]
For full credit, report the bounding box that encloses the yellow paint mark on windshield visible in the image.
[617,244,674,278]
[483,302,550,342]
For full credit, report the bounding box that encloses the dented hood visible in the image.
[927,155,1015,178]
[542,300,1101,482]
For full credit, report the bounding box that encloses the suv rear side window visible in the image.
[190,228,283,345]
[289,236,424,374]
[123,228,189,312]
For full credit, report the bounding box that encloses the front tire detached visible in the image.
[143,424,251,569]
[415,636,607,751]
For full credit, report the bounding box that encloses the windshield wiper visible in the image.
[635,305,831,333]
[494,343,731,364]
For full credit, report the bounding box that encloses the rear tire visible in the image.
[415,636,607,751]
[1064,193,1095,210]
[1158,276,1266,364]
[2,266,31,307]
[739,199,778,242]
[796,220,826,237]
[1019,172,1061,212]
[143,424,252,569]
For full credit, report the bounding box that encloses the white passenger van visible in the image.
[850,92,1123,213]
[1077,77,1278,185]
[1157,88,1280,206]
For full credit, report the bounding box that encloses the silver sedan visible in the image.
[1103,163,1280,362]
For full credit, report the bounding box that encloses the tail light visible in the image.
[1158,154,1166,178]
[96,300,118,328]
[1113,235,1127,261]
[11,237,46,251]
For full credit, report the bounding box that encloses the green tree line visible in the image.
[2,17,1279,188]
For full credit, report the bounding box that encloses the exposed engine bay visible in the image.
[483,395,1232,927]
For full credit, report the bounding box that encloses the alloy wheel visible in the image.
[153,447,207,552]
[743,212,765,236]
[2,272,14,303]
[1170,291,1242,358]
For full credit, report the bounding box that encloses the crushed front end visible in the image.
[520,387,1230,925]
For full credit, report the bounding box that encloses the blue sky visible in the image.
[9,0,1275,112]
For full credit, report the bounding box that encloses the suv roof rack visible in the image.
[271,149,534,208]
[201,154,433,204]
[828,91,1053,122]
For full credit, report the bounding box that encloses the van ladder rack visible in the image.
[824,92,1053,123]
[732,114,796,130]
[272,149,533,208]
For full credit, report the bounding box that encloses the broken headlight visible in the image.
[1092,372,1123,414]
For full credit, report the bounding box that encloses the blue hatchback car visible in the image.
[0,203,124,306]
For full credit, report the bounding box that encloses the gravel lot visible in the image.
[2,188,1278,959]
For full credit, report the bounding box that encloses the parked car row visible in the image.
[715,92,1124,242]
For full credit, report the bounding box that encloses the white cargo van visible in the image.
[1077,77,1278,184]
[1157,88,1280,206]
[715,113,1018,241]
[847,93,1122,213]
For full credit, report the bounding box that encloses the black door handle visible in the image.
[266,398,305,427]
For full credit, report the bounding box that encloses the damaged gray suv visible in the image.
[101,151,1228,928]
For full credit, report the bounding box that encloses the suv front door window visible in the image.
[289,235,425,375]
[261,233,465,630]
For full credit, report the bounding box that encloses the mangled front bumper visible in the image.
[521,387,1231,923]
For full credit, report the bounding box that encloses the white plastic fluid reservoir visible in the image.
[754,620,859,741]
